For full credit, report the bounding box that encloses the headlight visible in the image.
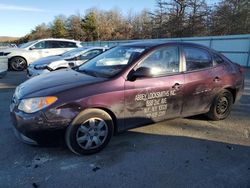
[18,96,57,113]
[0,52,10,56]
[34,64,48,70]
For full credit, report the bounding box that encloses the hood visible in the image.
[17,69,107,99]
[31,55,63,66]
[0,48,27,53]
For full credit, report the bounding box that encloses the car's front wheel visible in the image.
[65,109,114,155]
[10,57,27,71]
[207,89,233,120]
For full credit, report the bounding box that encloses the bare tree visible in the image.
[211,0,250,35]
[29,23,51,40]
[185,0,209,36]
[66,15,85,41]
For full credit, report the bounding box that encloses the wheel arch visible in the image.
[223,87,236,103]
[8,56,28,69]
[98,107,118,134]
[76,107,118,134]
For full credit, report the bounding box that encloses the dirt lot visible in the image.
[0,70,250,188]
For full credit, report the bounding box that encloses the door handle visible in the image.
[172,83,182,90]
[213,77,221,82]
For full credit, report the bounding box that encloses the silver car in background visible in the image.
[27,46,107,77]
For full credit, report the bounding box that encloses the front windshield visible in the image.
[77,46,146,78]
[18,40,38,48]
[62,47,88,58]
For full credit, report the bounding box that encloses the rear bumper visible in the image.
[235,76,244,102]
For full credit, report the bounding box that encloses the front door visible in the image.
[124,45,184,129]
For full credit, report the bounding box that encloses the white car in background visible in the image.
[27,46,107,77]
[0,38,82,71]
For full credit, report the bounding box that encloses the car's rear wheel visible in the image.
[207,89,233,120]
[65,109,114,155]
[10,57,27,71]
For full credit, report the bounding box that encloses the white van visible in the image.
[0,38,82,71]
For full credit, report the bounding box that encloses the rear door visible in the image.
[124,45,184,129]
[181,45,220,116]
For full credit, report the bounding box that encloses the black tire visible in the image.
[10,57,27,71]
[65,109,114,155]
[207,89,233,120]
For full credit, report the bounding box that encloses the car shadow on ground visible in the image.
[2,128,250,188]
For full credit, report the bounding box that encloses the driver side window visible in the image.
[32,41,46,49]
[137,46,179,76]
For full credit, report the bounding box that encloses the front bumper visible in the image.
[13,127,38,145]
[27,66,50,78]
[10,106,71,143]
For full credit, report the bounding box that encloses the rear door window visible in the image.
[183,47,212,71]
[46,41,77,48]
[63,42,77,48]
[213,53,224,65]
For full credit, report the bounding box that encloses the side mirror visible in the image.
[29,46,36,50]
[68,62,75,67]
[128,67,152,81]
[75,56,81,61]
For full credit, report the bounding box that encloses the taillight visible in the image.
[234,63,244,73]
[239,66,244,73]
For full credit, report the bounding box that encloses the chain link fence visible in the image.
[81,34,250,67]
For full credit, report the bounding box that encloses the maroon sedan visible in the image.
[10,42,244,155]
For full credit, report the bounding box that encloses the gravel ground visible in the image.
[0,69,249,188]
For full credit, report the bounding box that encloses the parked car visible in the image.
[27,46,107,77]
[10,42,244,155]
[0,55,8,78]
[0,38,82,71]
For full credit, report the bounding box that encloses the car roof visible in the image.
[79,46,106,50]
[37,38,80,43]
[121,41,210,50]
